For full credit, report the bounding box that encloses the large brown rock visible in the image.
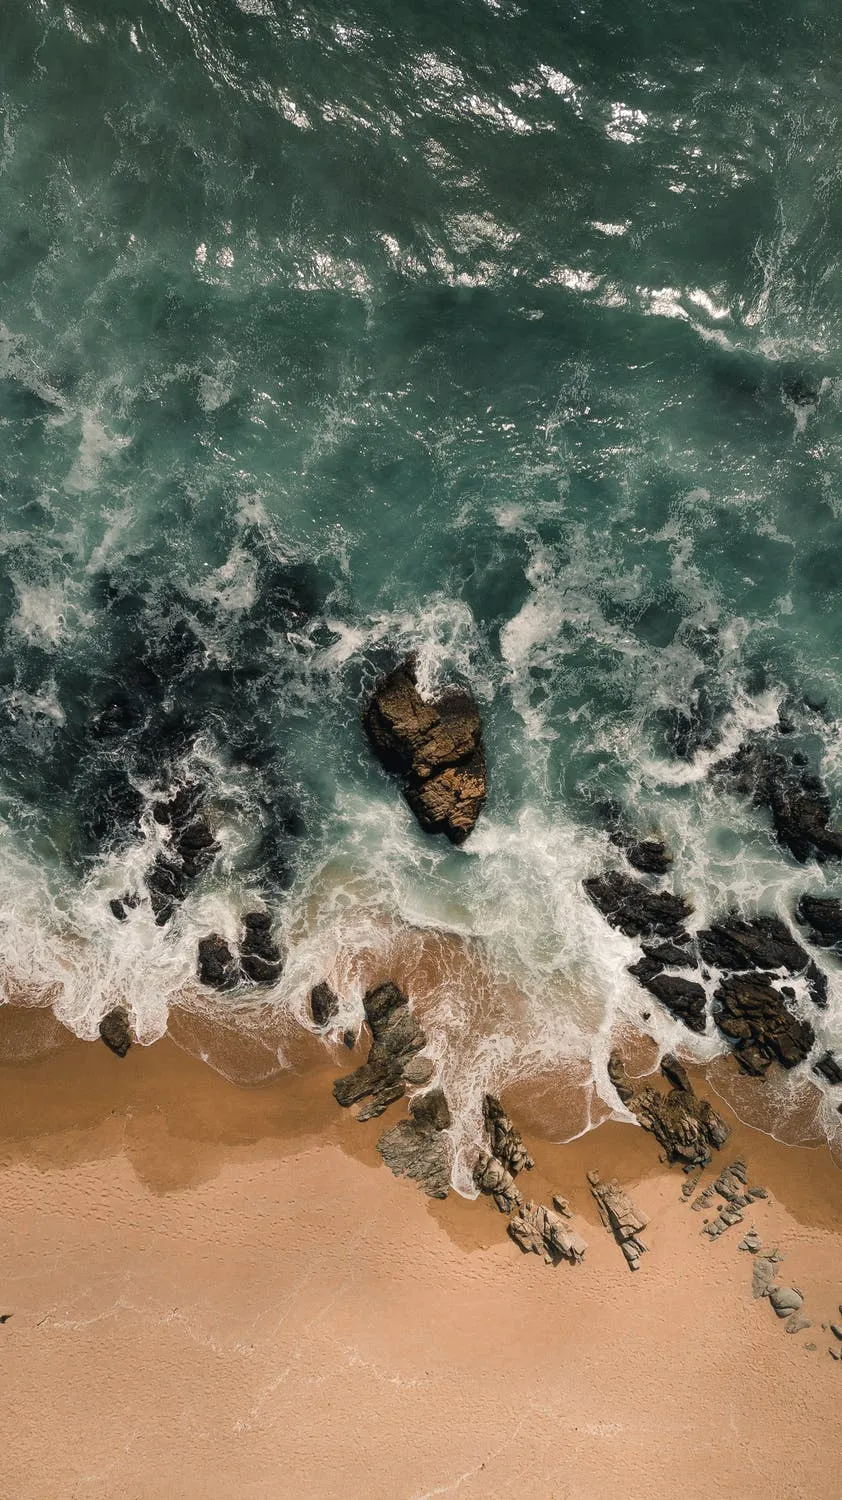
[587,1170,648,1269]
[713,973,815,1073]
[377,1089,453,1199]
[332,981,433,1118]
[482,1094,534,1175]
[608,1051,729,1166]
[508,1202,587,1265]
[363,660,486,844]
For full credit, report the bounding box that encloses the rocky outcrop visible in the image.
[507,1201,587,1265]
[473,1150,522,1214]
[148,782,219,924]
[239,911,283,985]
[332,982,434,1119]
[99,1007,132,1057]
[696,916,822,1002]
[608,1052,729,1166]
[610,832,672,875]
[630,972,708,1033]
[583,870,692,939]
[197,933,238,990]
[712,973,815,1073]
[587,1170,648,1269]
[377,1088,452,1199]
[482,1094,534,1175]
[363,660,486,844]
[310,981,339,1029]
[813,1050,842,1085]
[795,894,842,950]
[719,743,842,864]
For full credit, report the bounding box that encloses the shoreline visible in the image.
[2,1004,841,1499]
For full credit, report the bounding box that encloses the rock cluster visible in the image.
[482,1093,535,1175]
[147,782,219,925]
[197,911,283,991]
[796,894,842,951]
[719,742,842,864]
[587,1169,649,1270]
[698,915,827,1007]
[99,1007,132,1057]
[363,660,486,844]
[332,981,434,1120]
[713,973,815,1073]
[508,1201,587,1265]
[473,1150,522,1213]
[377,1088,453,1199]
[608,1052,729,1167]
[583,870,692,939]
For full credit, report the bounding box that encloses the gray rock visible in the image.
[607,1051,729,1167]
[588,1170,648,1269]
[738,1230,763,1253]
[769,1286,803,1318]
[752,1256,779,1299]
[376,1088,453,1199]
[830,1323,842,1341]
[785,1314,812,1334]
[508,1202,587,1265]
[829,1346,841,1360]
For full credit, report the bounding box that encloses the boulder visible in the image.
[608,1052,729,1166]
[473,1150,522,1214]
[363,660,486,844]
[719,743,842,864]
[769,1286,804,1319]
[632,972,708,1033]
[377,1088,452,1199]
[697,915,812,977]
[813,1050,842,1086]
[197,933,238,990]
[752,1255,781,1299]
[99,1007,132,1057]
[583,870,692,939]
[507,1202,587,1265]
[609,830,672,875]
[333,982,431,1119]
[310,981,340,1029]
[587,1169,648,1269]
[640,939,698,969]
[482,1094,534,1175]
[239,910,283,985]
[713,973,815,1072]
[796,894,842,949]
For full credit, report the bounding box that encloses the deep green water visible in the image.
[1,0,842,1166]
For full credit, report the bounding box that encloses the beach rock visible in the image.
[474,1150,522,1214]
[719,743,842,864]
[713,1159,751,1207]
[587,1169,648,1269]
[795,894,842,949]
[363,660,486,844]
[583,870,692,939]
[377,1088,452,1198]
[633,972,708,1033]
[197,933,238,990]
[310,981,340,1029]
[785,1314,812,1334]
[333,981,429,1118]
[752,1254,782,1299]
[713,973,815,1072]
[696,915,827,1005]
[610,831,672,875]
[608,1052,729,1166]
[482,1094,534,1175]
[239,910,283,984]
[829,1322,842,1341]
[99,1007,132,1057]
[769,1286,803,1318]
[703,1204,745,1238]
[813,1050,842,1086]
[145,782,220,924]
[738,1230,763,1253]
[507,1202,587,1265]
[640,939,698,969]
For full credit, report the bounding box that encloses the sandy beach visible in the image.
[1,1004,840,1500]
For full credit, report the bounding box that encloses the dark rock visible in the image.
[609,829,672,875]
[783,376,819,407]
[342,1027,357,1050]
[508,1202,587,1264]
[99,1007,132,1057]
[197,933,238,990]
[608,1052,729,1166]
[377,1088,452,1198]
[109,898,128,922]
[718,743,842,864]
[473,1150,522,1214]
[813,1050,842,1085]
[363,659,486,844]
[796,894,842,949]
[482,1094,534,1175]
[587,1170,648,1269]
[634,973,708,1033]
[145,784,220,924]
[310,981,340,1029]
[239,910,283,985]
[696,914,827,1008]
[641,939,697,969]
[713,973,815,1072]
[583,870,692,939]
[333,982,430,1118]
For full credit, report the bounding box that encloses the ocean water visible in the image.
[2,0,842,1178]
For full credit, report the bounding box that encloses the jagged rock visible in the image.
[144,782,220,925]
[363,660,486,844]
[752,1253,783,1299]
[785,1314,812,1334]
[197,933,238,990]
[583,870,692,939]
[769,1286,804,1318]
[377,1088,452,1199]
[310,981,340,1029]
[830,1322,842,1341]
[713,1159,751,1207]
[738,1230,763,1253]
[482,1094,534,1175]
[641,939,698,969]
[109,897,128,922]
[748,1185,768,1199]
[508,1201,587,1265]
[99,1007,132,1057]
[333,981,429,1118]
[633,972,708,1033]
[587,1170,648,1269]
[829,1345,840,1359]
[703,1204,745,1238]
[719,743,842,864]
[692,1185,715,1212]
[696,915,826,1006]
[239,911,283,984]
[796,894,842,950]
[474,1150,522,1214]
[552,1194,572,1217]
[813,1051,842,1085]
[608,1052,729,1166]
[713,973,815,1072]
[610,831,672,875]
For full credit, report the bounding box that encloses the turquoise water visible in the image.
[2,1,842,1168]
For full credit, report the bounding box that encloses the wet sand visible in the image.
[2,1004,841,1500]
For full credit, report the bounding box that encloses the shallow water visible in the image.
[1,0,842,1171]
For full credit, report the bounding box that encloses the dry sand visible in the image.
[2,1004,841,1500]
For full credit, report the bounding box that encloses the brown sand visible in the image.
[2,1006,841,1500]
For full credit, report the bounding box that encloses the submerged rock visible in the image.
[333,981,432,1119]
[99,1007,132,1057]
[145,781,220,925]
[608,1052,728,1166]
[719,743,842,864]
[507,1202,587,1265]
[795,894,842,950]
[377,1088,452,1199]
[587,1169,648,1270]
[482,1094,534,1175]
[609,829,673,875]
[239,910,283,985]
[583,870,692,939]
[310,981,340,1029]
[813,1050,842,1086]
[713,973,815,1073]
[197,933,238,990]
[363,659,486,844]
